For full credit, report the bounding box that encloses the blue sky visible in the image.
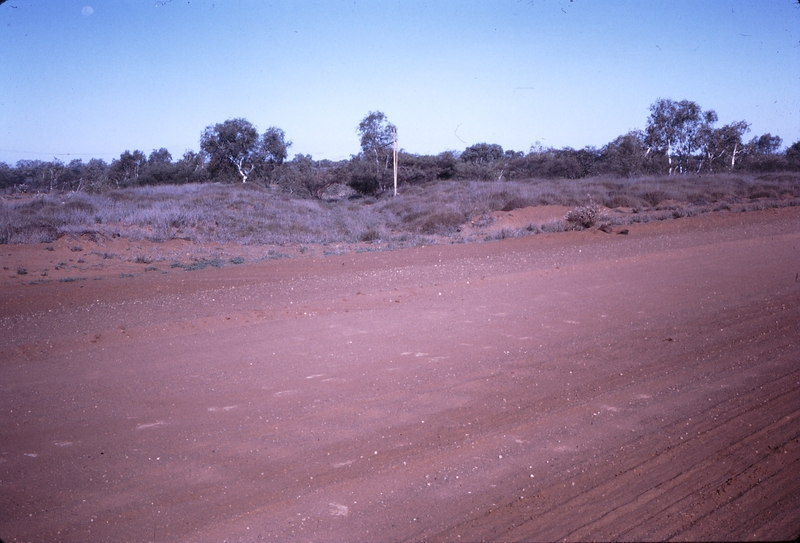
[1,1,799,164]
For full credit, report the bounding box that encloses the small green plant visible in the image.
[17,267,28,275]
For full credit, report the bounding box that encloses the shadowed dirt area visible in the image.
[1,206,799,542]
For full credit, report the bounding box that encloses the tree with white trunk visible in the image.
[645,98,704,175]
[356,111,396,192]
[200,118,260,183]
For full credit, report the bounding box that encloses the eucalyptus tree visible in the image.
[645,98,704,174]
[137,148,178,185]
[356,111,396,191]
[695,118,750,172]
[42,159,66,191]
[261,126,292,184]
[55,159,85,191]
[262,127,292,165]
[461,143,504,164]
[200,119,292,184]
[748,133,783,155]
[284,153,337,199]
[12,159,48,191]
[200,118,261,183]
[79,158,109,193]
[148,147,173,166]
[599,130,648,177]
[108,150,147,187]
[454,143,506,181]
[740,133,786,172]
[174,150,209,184]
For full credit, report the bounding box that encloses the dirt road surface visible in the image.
[2,207,799,542]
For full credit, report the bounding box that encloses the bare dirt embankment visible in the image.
[1,206,799,542]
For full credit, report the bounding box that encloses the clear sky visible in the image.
[1,1,799,165]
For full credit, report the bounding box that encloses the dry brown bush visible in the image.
[566,197,602,229]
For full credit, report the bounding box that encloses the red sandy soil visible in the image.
[1,206,799,542]
[0,205,577,283]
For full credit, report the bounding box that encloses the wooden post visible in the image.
[393,127,398,197]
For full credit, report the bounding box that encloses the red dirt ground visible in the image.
[1,206,799,542]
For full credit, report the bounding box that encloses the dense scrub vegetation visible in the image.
[2,98,799,247]
[2,172,798,246]
[2,132,798,197]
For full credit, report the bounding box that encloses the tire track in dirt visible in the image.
[423,296,800,542]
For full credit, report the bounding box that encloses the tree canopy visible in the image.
[357,111,395,157]
[262,127,292,165]
[645,98,753,174]
[199,119,292,184]
[109,150,147,188]
[645,99,705,174]
[200,118,261,183]
[461,143,504,165]
[355,111,397,192]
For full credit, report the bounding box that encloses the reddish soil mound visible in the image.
[2,207,799,542]
[465,204,572,233]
